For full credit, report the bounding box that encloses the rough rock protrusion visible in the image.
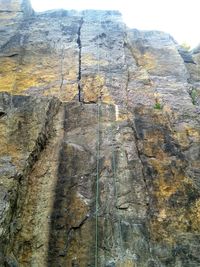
[0,0,33,16]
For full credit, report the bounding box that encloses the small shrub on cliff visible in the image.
[180,42,191,51]
[191,88,197,105]
[153,93,162,110]
[154,102,162,110]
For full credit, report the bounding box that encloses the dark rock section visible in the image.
[184,44,200,109]
[77,18,84,102]
[47,103,151,266]
[0,92,60,266]
[132,106,200,267]
[178,47,196,64]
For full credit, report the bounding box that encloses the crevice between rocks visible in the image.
[127,121,156,259]
[0,10,23,13]
[68,215,89,235]
[56,215,90,258]
[77,17,84,102]
[123,32,150,208]
[122,29,151,211]
[5,97,61,265]
[129,122,149,199]
[122,34,155,261]
[0,111,6,118]
[60,45,64,91]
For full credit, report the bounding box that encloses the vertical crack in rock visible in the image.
[127,120,156,262]
[60,45,64,91]
[18,20,28,65]
[77,17,84,102]
[124,56,130,108]
[123,30,150,209]
[123,31,149,195]
[1,95,61,266]
[11,20,29,94]
[59,19,65,91]
[129,122,150,202]
[47,105,71,265]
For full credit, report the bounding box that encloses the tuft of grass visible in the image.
[191,88,197,105]
[154,102,162,110]
[180,42,191,51]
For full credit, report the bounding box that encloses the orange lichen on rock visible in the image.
[190,199,200,231]
[0,58,17,92]
[82,74,113,104]
[0,48,78,101]
[138,52,157,71]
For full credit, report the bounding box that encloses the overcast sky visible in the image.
[31,0,200,48]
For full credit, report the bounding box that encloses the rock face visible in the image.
[0,0,200,266]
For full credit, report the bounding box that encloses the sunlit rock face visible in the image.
[0,0,200,267]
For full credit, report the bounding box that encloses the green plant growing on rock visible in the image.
[154,102,162,109]
[154,93,162,110]
[191,88,197,105]
[180,42,191,51]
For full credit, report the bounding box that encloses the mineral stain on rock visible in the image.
[47,105,96,266]
[0,0,200,266]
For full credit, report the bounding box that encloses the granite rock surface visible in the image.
[0,0,200,266]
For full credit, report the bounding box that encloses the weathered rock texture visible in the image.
[0,0,200,266]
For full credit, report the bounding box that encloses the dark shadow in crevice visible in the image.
[47,104,96,267]
[47,105,74,266]
[0,111,6,118]
[77,18,84,102]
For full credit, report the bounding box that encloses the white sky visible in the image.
[31,0,200,48]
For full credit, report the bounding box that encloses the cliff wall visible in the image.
[0,0,200,266]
